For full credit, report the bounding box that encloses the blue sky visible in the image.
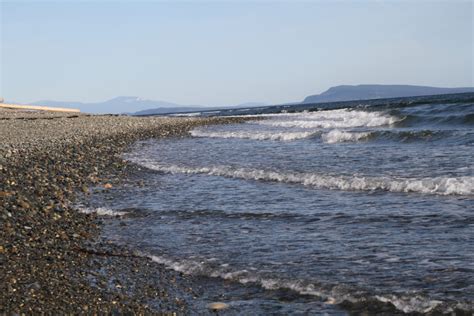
[1,1,472,106]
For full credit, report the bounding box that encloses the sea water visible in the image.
[83,94,474,314]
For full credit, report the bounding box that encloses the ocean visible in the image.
[82,93,474,314]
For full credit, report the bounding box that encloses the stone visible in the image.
[207,302,229,311]
[19,200,30,209]
[0,112,249,313]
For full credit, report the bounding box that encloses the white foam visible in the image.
[130,161,474,196]
[321,130,371,143]
[376,295,443,314]
[149,254,452,314]
[149,254,330,299]
[256,109,400,129]
[169,112,201,117]
[77,207,128,216]
[150,255,205,274]
[190,129,317,141]
[186,109,400,143]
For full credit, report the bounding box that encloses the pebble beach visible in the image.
[0,109,248,313]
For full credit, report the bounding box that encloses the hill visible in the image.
[303,85,474,104]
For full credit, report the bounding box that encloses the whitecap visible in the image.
[190,129,317,141]
[256,109,401,129]
[147,254,460,314]
[129,161,474,196]
[321,130,371,143]
[77,207,128,216]
[375,295,443,314]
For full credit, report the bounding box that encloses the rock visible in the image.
[207,302,229,311]
[19,200,30,209]
[81,185,89,193]
[29,282,41,291]
[0,191,11,197]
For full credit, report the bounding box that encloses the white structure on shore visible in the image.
[0,98,80,113]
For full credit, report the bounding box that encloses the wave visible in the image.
[169,112,202,117]
[391,103,474,127]
[322,129,464,144]
[148,254,471,314]
[129,161,474,196]
[321,130,371,143]
[257,109,402,129]
[190,129,317,141]
[191,127,462,144]
[76,206,128,216]
[152,208,304,221]
[396,113,474,128]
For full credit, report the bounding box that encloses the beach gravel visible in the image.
[0,109,248,313]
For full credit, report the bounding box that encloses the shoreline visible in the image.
[0,109,249,313]
[3,109,470,315]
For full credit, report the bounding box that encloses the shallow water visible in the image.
[84,97,474,314]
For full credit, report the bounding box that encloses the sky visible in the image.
[0,0,473,106]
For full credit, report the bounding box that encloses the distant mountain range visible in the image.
[29,96,200,114]
[29,97,266,114]
[302,85,474,104]
[28,85,474,115]
[133,102,267,116]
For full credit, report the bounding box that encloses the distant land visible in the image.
[28,96,202,114]
[302,84,474,104]
[27,97,266,114]
[133,102,267,116]
[25,85,474,114]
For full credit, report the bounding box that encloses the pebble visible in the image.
[0,110,252,314]
[207,302,229,311]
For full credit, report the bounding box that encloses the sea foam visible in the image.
[321,130,371,143]
[190,129,317,141]
[256,109,401,129]
[129,161,474,196]
[77,207,128,216]
[148,254,461,314]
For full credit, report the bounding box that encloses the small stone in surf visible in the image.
[207,302,229,311]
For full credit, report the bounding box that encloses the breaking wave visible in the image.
[77,206,128,216]
[190,129,317,141]
[257,109,402,129]
[321,129,463,144]
[129,161,474,196]
[148,254,471,314]
[321,130,371,143]
[190,127,461,144]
